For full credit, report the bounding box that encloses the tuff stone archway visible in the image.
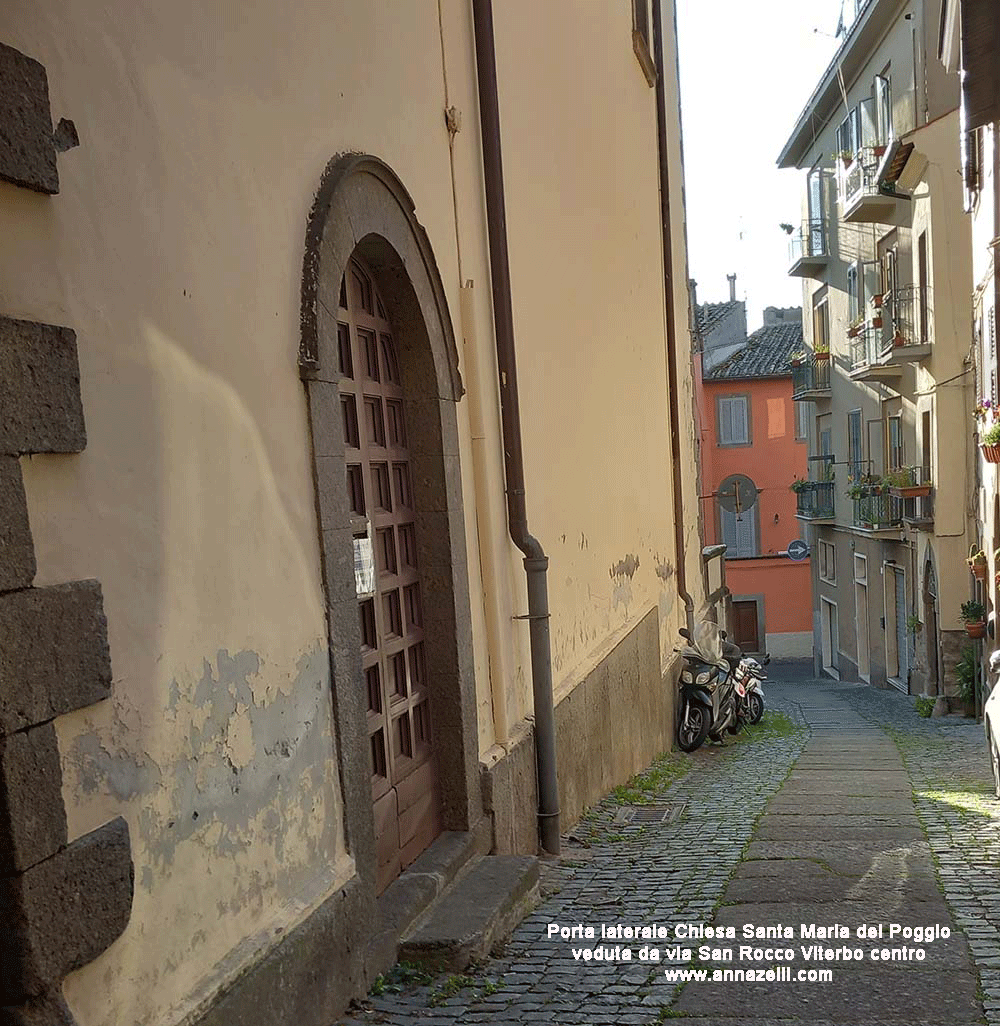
[299,154,481,897]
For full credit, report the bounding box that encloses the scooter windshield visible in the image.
[688,620,723,666]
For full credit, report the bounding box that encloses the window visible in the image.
[887,414,903,470]
[794,401,809,442]
[717,395,750,446]
[847,264,860,322]
[631,0,656,87]
[720,502,758,559]
[848,409,864,476]
[819,540,837,584]
[812,297,829,353]
[875,70,892,145]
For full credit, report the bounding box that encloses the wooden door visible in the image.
[732,600,759,653]
[339,258,441,894]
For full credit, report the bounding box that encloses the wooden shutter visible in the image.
[961,0,1000,131]
[731,397,748,444]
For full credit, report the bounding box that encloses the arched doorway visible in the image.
[299,154,480,904]
[339,257,441,892]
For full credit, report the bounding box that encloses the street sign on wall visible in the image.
[787,539,809,561]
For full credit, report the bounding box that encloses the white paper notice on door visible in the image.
[354,536,375,598]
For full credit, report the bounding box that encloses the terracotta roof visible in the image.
[704,322,804,381]
[697,301,742,335]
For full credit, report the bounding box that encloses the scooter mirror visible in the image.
[763,655,771,665]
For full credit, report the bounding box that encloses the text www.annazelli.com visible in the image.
[663,967,834,983]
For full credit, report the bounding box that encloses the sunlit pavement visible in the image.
[337,675,1000,1026]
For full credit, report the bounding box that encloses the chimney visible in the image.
[727,273,737,302]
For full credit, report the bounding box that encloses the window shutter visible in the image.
[721,507,737,556]
[735,507,756,557]
[732,398,748,444]
[719,399,733,444]
[961,0,1000,131]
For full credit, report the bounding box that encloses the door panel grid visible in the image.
[338,258,440,891]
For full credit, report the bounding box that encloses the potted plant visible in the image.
[788,350,807,367]
[871,314,883,329]
[983,421,1000,463]
[814,341,831,362]
[960,599,987,638]
[789,477,811,494]
[955,644,978,715]
[884,466,932,498]
[836,150,854,168]
[968,546,989,580]
[846,476,877,499]
[847,314,864,339]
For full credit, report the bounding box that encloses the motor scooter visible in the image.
[676,622,740,751]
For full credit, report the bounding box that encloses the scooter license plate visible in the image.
[735,681,746,697]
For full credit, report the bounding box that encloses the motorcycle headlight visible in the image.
[681,669,693,683]
[695,670,713,686]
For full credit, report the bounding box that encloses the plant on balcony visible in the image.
[870,315,883,329]
[968,546,989,580]
[789,477,811,494]
[982,421,1000,463]
[814,341,830,361]
[788,350,806,367]
[836,150,854,167]
[872,293,884,310]
[960,599,987,638]
[846,474,880,499]
[846,313,864,339]
[883,466,932,498]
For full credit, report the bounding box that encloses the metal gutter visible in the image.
[652,0,695,634]
[471,0,560,857]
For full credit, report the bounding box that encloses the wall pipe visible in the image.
[652,0,696,633]
[471,0,560,856]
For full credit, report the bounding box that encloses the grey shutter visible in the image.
[719,399,734,444]
[736,505,756,557]
[721,507,737,556]
[732,397,749,444]
[961,0,1000,130]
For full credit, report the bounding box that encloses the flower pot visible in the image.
[871,316,883,329]
[890,485,932,498]
[872,294,884,309]
[873,145,887,159]
[983,443,1000,464]
[893,333,906,348]
[847,327,859,338]
[965,621,986,639]
[814,351,830,361]
[972,563,989,581]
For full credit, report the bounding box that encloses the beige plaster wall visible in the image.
[1,0,697,1021]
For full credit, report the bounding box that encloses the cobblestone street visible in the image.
[339,672,1000,1026]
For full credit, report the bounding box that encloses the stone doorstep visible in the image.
[397,855,540,973]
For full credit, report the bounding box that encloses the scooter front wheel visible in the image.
[677,702,711,752]
[748,692,764,724]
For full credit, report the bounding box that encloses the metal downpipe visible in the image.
[652,0,696,634]
[472,0,560,856]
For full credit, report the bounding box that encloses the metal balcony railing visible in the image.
[791,354,831,397]
[841,146,886,208]
[883,284,931,351]
[795,455,836,519]
[788,219,828,266]
[853,490,903,530]
[849,324,880,369]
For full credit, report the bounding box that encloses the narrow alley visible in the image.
[341,670,1000,1026]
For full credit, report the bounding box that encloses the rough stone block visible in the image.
[0,723,66,873]
[0,991,75,1026]
[1,816,133,1002]
[0,458,35,592]
[0,316,85,456]
[0,581,112,734]
[0,44,58,194]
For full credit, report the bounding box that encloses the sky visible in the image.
[676,0,846,329]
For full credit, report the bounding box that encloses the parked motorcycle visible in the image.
[734,654,769,725]
[676,622,741,752]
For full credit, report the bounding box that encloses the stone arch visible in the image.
[299,154,480,897]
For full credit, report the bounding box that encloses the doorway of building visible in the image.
[732,600,761,654]
[340,258,442,893]
[885,564,908,692]
[821,598,839,677]
[924,556,940,695]
[854,554,870,683]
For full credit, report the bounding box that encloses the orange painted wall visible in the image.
[696,360,812,634]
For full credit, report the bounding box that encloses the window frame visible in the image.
[819,539,837,584]
[631,0,657,87]
[716,394,752,448]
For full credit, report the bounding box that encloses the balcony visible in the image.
[886,465,935,531]
[848,322,900,383]
[788,220,829,278]
[791,353,832,400]
[881,285,932,364]
[852,489,904,536]
[836,98,906,224]
[794,455,836,523]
